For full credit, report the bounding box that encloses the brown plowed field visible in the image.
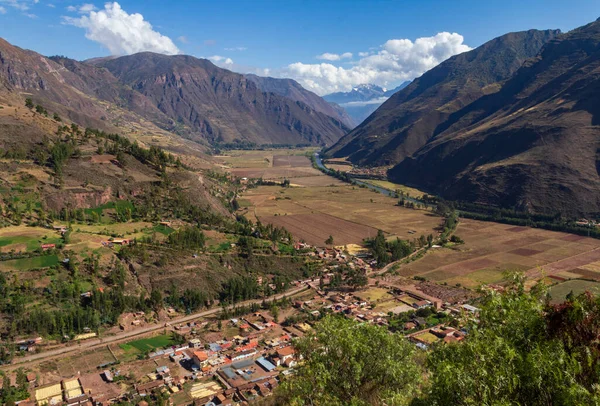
[264,213,378,246]
[272,155,312,167]
[387,219,600,288]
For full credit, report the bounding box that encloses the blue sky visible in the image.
[1,0,599,94]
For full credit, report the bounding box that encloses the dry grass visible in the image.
[353,287,394,302]
[326,164,353,172]
[361,180,427,199]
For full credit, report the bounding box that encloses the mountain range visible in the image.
[0,39,350,148]
[327,19,600,215]
[323,83,410,126]
[3,16,600,216]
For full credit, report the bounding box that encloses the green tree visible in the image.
[149,289,163,312]
[25,98,33,109]
[276,315,421,405]
[325,235,334,246]
[270,304,280,322]
[419,273,600,405]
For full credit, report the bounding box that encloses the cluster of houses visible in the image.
[101,312,305,405]
[14,226,489,406]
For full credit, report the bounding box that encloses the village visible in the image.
[5,242,482,406]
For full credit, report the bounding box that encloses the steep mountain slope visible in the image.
[327,29,560,166]
[389,19,600,216]
[49,55,175,129]
[0,38,119,130]
[95,53,349,146]
[323,83,409,125]
[0,38,210,157]
[245,74,355,128]
[0,38,348,148]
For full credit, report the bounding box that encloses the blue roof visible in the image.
[256,357,276,372]
[209,343,222,352]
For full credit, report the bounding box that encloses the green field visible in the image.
[0,226,63,253]
[0,254,59,271]
[153,224,174,236]
[549,279,600,304]
[84,200,135,222]
[119,334,176,353]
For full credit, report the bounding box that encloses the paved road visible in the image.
[2,285,310,371]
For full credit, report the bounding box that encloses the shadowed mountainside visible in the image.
[326,29,560,166]
[389,20,600,216]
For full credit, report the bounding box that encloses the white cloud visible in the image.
[0,6,6,13]
[177,35,188,44]
[0,0,34,11]
[283,32,471,95]
[316,52,353,61]
[23,11,36,17]
[339,97,390,107]
[63,2,180,55]
[358,51,370,57]
[208,55,233,65]
[78,3,96,13]
[224,46,247,51]
[66,3,97,13]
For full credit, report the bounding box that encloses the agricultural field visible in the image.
[322,158,353,173]
[238,184,441,246]
[548,279,600,304]
[289,176,345,187]
[0,225,63,253]
[218,149,324,180]
[217,148,316,168]
[325,164,353,172]
[388,218,600,289]
[0,254,59,272]
[53,346,117,378]
[0,220,176,271]
[360,180,426,199]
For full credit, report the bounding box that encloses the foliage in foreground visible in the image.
[421,274,600,406]
[276,274,600,406]
[275,315,421,406]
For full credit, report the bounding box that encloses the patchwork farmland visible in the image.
[388,219,600,288]
[239,184,442,246]
[218,148,324,180]
[231,149,600,290]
